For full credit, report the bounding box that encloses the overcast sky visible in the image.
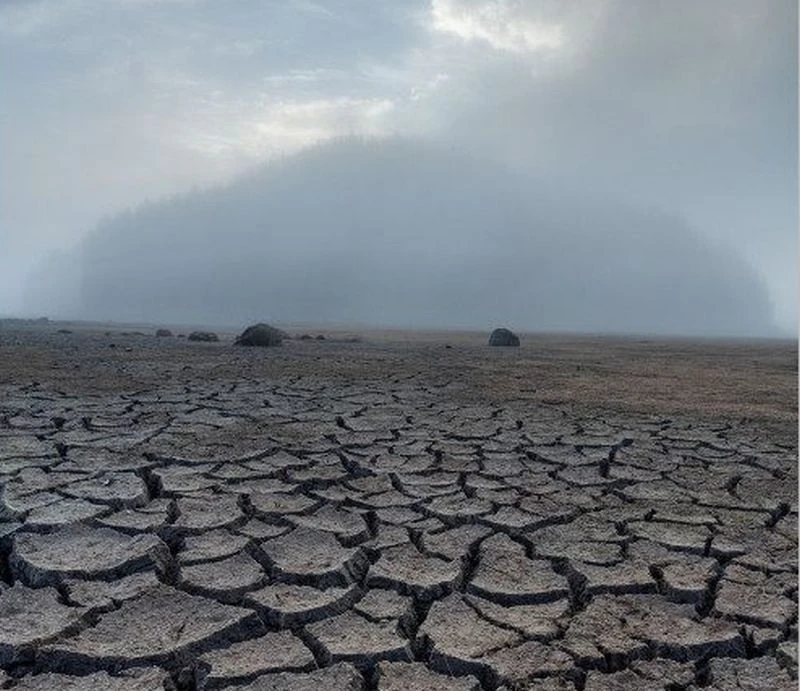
[1,0,796,331]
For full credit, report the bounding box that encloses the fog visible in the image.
[2,0,796,336]
[24,138,775,337]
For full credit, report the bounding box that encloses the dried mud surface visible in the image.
[0,322,796,690]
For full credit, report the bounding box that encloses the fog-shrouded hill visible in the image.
[24,138,776,336]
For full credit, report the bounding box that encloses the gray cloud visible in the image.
[25,138,776,337]
[2,0,796,333]
[414,0,797,327]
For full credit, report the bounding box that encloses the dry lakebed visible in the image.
[0,321,796,690]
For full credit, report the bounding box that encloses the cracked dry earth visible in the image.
[0,325,797,690]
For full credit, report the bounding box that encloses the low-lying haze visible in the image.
[2,0,796,335]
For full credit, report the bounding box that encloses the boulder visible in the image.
[187,331,218,342]
[155,328,173,337]
[488,328,520,347]
[235,323,284,347]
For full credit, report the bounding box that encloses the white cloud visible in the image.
[429,0,566,53]
[176,96,396,157]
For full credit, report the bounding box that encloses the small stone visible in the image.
[188,331,219,342]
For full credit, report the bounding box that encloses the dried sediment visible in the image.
[0,326,795,689]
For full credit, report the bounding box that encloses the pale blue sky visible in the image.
[1,0,796,330]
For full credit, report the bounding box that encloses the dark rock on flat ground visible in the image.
[235,323,284,347]
[188,331,219,342]
[488,327,520,346]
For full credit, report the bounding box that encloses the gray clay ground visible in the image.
[0,323,796,690]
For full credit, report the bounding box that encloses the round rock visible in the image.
[488,328,520,347]
[235,323,284,347]
[188,331,219,342]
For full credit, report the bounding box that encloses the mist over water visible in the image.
[23,138,776,337]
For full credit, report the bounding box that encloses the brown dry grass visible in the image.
[1,322,795,444]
